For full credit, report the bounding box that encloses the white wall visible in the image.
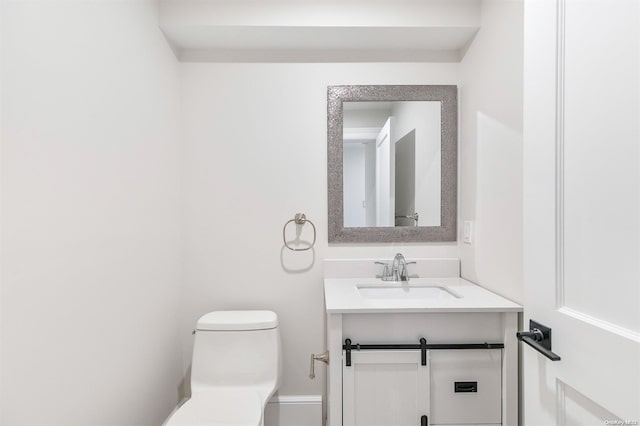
[180,63,460,398]
[458,0,524,303]
[0,1,525,422]
[1,1,183,424]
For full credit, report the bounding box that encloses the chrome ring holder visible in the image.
[283,213,316,251]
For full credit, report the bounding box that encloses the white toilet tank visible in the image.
[190,311,282,395]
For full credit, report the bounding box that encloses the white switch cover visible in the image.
[463,221,473,244]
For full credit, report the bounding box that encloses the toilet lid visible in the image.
[165,389,262,426]
[197,310,278,331]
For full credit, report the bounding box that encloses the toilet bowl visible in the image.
[165,310,282,426]
[165,389,262,426]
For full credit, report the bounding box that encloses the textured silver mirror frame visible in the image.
[327,85,457,243]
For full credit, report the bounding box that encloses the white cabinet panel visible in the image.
[429,349,502,425]
[343,350,429,426]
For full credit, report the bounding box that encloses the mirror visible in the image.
[328,85,457,242]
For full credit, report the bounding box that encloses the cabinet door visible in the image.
[343,350,429,426]
[429,349,502,425]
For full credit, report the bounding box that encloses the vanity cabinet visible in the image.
[325,310,519,426]
[323,261,522,426]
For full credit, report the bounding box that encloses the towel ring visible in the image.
[283,213,316,251]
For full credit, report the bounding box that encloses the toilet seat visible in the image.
[165,389,263,426]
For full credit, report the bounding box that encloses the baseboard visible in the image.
[264,395,323,426]
[164,394,323,426]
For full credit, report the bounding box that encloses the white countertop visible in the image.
[324,277,523,314]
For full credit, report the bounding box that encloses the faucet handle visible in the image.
[399,261,416,281]
[374,261,391,279]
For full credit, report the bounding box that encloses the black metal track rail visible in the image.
[342,338,504,367]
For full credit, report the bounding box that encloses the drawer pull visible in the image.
[420,415,428,426]
[454,381,478,392]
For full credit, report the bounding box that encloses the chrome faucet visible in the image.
[391,253,408,281]
[375,253,416,282]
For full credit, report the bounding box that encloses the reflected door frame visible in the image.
[375,117,394,226]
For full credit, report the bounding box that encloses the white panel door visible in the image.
[523,0,639,425]
[394,130,416,226]
[343,350,429,426]
[375,118,394,226]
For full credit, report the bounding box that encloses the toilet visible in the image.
[165,310,282,426]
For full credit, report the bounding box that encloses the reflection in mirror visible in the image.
[342,101,441,228]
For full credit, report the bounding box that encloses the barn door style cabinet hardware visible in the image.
[342,338,505,367]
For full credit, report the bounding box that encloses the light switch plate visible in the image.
[463,221,473,244]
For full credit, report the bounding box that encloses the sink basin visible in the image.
[357,284,462,300]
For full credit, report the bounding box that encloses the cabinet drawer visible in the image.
[429,349,502,425]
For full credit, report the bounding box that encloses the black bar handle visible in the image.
[420,338,427,366]
[345,338,352,367]
[519,336,561,361]
[517,320,561,361]
[420,415,428,426]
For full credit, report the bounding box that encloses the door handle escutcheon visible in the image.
[517,320,561,361]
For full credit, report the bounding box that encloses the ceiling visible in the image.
[159,0,481,62]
